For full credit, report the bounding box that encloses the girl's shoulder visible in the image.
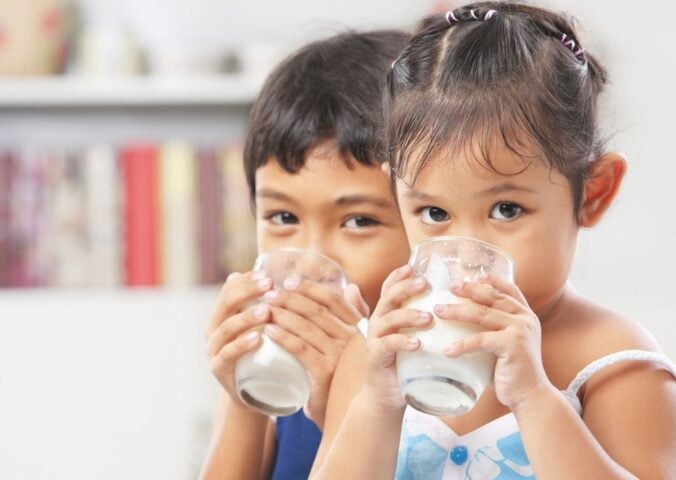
[543,294,663,390]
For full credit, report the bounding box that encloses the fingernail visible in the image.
[407,337,421,349]
[264,324,280,336]
[253,304,269,320]
[283,277,300,290]
[450,280,463,291]
[263,290,278,302]
[433,304,446,315]
[257,277,272,290]
[417,312,432,324]
[251,271,266,281]
[245,330,260,343]
[413,278,426,289]
[444,343,460,356]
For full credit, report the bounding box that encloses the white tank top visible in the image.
[394,350,676,480]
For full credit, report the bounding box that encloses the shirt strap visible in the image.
[562,350,676,415]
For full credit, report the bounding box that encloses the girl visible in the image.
[200,31,411,479]
[311,3,676,479]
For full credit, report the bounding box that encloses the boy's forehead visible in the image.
[255,154,391,200]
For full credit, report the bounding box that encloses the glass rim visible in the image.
[410,235,515,266]
[255,247,346,278]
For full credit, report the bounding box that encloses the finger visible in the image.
[449,278,523,314]
[206,304,270,357]
[345,283,370,318]
[433,302,509,331]
[367,308,433,339]
[210,330,262,375]
[263,324,332,373]
[443,330,501,357]
[372,276,428,318]
[379,264,415,297]
[367,333,421,368]
[280,277,363,327]
[262,289,356,342]
[267,306,344,359]
[476,273,529,307]
[206,271,274,336]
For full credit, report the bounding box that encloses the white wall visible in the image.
[1,1,674,479]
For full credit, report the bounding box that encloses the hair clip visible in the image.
[446,8,498,25]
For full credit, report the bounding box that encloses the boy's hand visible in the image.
[260,279,366,428]
[361,265,432,412]
[433,274,551,412]
[205,271,274,411]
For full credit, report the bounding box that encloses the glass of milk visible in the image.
[396,236,514,416]
[235,248,347,416]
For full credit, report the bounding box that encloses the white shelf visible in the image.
[0,74,262,107]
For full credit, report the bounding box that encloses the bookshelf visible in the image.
[0,73,260,289]
[0,74,262,107]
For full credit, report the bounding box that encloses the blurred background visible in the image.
[0,0,673,478]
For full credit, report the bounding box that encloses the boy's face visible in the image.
[254,142,410,311]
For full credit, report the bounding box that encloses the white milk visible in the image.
[396,253,495,416]
[236,332,310,416]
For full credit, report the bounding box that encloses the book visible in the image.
[219,143,256,275]
[158,141,197,287]
[197,147,225,285]
[83,144,122,287]
[121,144,159,287]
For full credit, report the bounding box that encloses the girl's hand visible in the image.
[434,274,551,411]
[205,271,274,410]
[260,278,367,428]
[362,265,433,412]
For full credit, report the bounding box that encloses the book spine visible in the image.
[122,144,159,287]
[159,141,197,287]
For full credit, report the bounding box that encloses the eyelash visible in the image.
[263,212,381,229]
[415,202,526,224]
[264,211,298,225]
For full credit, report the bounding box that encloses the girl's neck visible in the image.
[535,283,580,327]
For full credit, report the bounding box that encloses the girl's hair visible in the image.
[386,1,608,215]
[244,29,409,203]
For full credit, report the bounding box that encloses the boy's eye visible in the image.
[268,212,299,225]
[343,216,379,229]
[419,206,450,225]
[490,202,523,221]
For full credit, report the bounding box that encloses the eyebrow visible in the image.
[256,188,394,209]
[335,194,394,209]
[404,183,535,201]
[476,183,537,197]
[256,188,297,203]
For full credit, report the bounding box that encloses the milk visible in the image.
[396,252,496,416]
[236,334,310,416]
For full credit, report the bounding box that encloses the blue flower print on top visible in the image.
[396,431,447,480]
[466,432,535,480]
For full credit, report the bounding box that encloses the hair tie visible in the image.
[560,33,586,62]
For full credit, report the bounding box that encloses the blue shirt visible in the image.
[270,410,321,480]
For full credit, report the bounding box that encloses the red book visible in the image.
[121,144,159,286]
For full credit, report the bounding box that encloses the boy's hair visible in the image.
[386,2,608,216]
[244,30,409,202]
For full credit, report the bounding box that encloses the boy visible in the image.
[200,30,410,479]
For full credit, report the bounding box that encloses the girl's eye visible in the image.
[419,206,450,225]
[344,216,379,229]
[490,202,523,221]
[268,212,299,225]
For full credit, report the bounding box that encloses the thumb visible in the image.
[345,283,370,319]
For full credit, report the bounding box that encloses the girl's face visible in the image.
[396,143,580,316]
[255,142,410,311]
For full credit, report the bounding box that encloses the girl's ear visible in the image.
[578,152,627,227]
